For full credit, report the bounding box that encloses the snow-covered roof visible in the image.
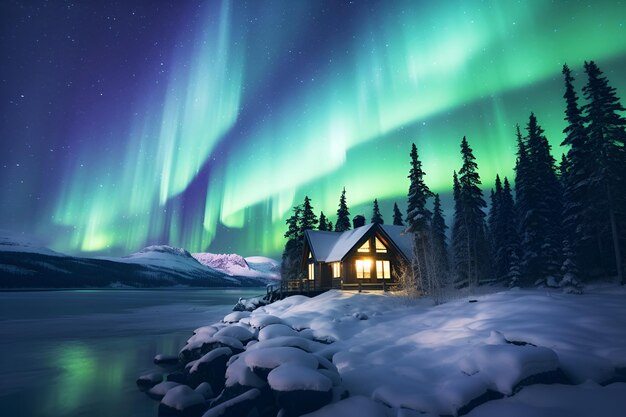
[305,224,411,263]
[379,224,412,260]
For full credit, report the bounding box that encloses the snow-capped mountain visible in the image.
[192,252,280,282]
[0,239,274,289]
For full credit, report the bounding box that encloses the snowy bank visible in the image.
[139,286,626,416]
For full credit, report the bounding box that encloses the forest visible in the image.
[281,61,626,296]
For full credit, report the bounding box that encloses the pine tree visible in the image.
[371,199,384,224]
[454,136,490,288]
[392,203,404,226]
[517,113,562,285]
[318,212,329,231]
[452,170,468,287]
[334,187,351,232]
[281,205,303,283]
[431,193,449,273]
[501,177,520,284]
[561,64,597,279]
[488,175,508,281]
[582,61,625,284]
[405,143,434,294]
[300,196,318,233]
[327,220,333,232]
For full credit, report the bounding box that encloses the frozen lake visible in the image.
[0,288,265,417]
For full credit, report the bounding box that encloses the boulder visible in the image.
[186,347,232,390]
[167,371,188,384]
[268,364,333,416]
[203,388,262,417]
[158,385,207,417]
[136,372,163,390]
[148,381,181,400]
[155,354,181,366]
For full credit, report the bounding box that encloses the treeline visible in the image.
[281,60,625,292]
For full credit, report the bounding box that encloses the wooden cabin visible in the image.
[298,223,412,291]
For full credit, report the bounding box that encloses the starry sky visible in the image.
[1,0,625,258]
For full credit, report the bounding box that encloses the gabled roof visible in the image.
[304,223,412,263]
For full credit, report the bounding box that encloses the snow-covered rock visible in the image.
[159,385,207,416]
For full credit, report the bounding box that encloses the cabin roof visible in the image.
[304,224,411,262]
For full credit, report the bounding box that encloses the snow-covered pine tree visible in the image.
[406,143,434,294]
[560,239,583,294]
[431,193,449,274]
[300,196,318,233]
[456,136,490,288]
[371,199,384,224]
[281,205,303,283]
[318,211,329,231]
[392,203,404,226]
[518,113,563,285]
[334,188,351,232]
[582,60,625,284]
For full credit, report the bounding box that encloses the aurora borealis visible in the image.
[1,1,625,258]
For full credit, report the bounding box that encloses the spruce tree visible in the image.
[392,203,404,226]
[452,170,468,287]
[371,199,384,224]
[281,205,303,283]
[501,177,520,283]
[334,187,351,232]
[327,220,333,232]
[455,136,489,288]
[406,143,434,294]
[488,175,509,281]
[300,196,318,233]
[431,193,449,273]
[561,64,597,279]
[582,61,625,284]
[517,113,562,285]
[318,212,329,231]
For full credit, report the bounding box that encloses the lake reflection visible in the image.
[0,288,264,417]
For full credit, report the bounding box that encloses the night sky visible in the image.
[1,1,625,258]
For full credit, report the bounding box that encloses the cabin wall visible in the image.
[342,232,403,286]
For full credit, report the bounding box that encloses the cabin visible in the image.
[297,223,412,291]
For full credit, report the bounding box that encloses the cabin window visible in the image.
[375,237,387,253]
[332,262,341,278]
[308,263,315,280]
[357,239,370,253]
[376,260,391,279]
[355,259,371,278]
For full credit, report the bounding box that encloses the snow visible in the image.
[193,252,280,281]
[201,388,260,417]
[466,381,626,417]
[0,234,64,257]
[251,286,626,415]
[243,346,319,371]
[268,364,333,392]
[214,325,254,342]
[222,311,251,323]
[148,381,180,398]
[171,284,626,416]
[301,395,393,417]
[258,323,302,341]
[161,384,205,410]
[188,347,232,374]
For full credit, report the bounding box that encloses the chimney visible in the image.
[352,215,365,228]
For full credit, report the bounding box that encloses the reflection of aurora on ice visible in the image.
[5,1,625,257]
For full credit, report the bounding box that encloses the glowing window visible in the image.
[308,263,315,280]
[357,239,370,253]
[375,237,387,253]
[332,262,341,278]
[308,251,312,259]
[376,260,391,279]
[356,260,371,278]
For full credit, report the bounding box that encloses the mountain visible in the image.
[0,239,275,289]
[192,253,280,283]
